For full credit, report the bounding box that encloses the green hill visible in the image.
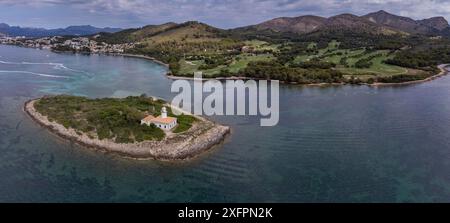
[84,12,450,84]
[117,21,243,69]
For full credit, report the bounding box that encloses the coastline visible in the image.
[50,46,450,88]
[162,62,448,87]
[368,64,449,87]
[117,53,170,68]
[3,44,448,87]
[24,98,231,161]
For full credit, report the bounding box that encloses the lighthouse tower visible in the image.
[141,106,177,130]
[161,107,168,118]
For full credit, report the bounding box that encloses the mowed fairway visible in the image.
[178,40,409,79]
[295,42,408,78]
[338,52,407,76]
[294,40,342,63]
[179,53,274,76]
[179,59,203,74]
[244,40,280,52]
[177,39,278,76]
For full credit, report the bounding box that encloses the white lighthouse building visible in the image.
[141,107,178,131]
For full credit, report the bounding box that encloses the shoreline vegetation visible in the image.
[370,64,449,87]
[117,52,449,87]
[2,41,449,87]
[166,64,449,87]
[78,51,449,87]
[2,43,448,87]
[24,96,230,161]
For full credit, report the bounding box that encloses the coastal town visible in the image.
[0,34,134,53]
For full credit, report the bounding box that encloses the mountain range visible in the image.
[92,10,450,47]
[242,10,450,36]
[2,10,449,40]
[0,24,122,37]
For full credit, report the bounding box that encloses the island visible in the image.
[24,95,230,160]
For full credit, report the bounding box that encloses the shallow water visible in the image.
[1,45,450,202]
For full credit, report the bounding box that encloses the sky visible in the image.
[0,0,450,29]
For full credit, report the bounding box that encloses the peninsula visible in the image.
[24,95,230,160]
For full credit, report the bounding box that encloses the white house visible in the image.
[141,107,178,131]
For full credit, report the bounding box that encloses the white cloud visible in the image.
[0,0,449,28]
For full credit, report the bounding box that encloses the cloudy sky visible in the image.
[0,0,449,29]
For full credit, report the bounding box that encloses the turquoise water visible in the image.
[1,45,450,202]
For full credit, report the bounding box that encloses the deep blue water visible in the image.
[1,45,450,202]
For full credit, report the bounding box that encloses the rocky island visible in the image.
[24,95,230,161]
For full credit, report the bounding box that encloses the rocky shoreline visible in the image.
[24,98,230,161]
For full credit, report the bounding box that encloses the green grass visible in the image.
[327,40,340,50]
[176,39,278,76]
[295,41,342,63]
[178,40,410,81]
[307,42,317,49]
[295,44,407,78]
[173,114,197,133]
[225,54,274,73]
[319,50,347,63]
[320,49,364,64]
[179,53,274,76]
[337,51,407,76]
[294,54,318,63]
[35,95,197,143]
[244,40,280,52]
[179,59,203,74]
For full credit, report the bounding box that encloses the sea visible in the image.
[1,44,450,202]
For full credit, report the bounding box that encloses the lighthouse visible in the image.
[141,106,178,130]
[161,107,168,118]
